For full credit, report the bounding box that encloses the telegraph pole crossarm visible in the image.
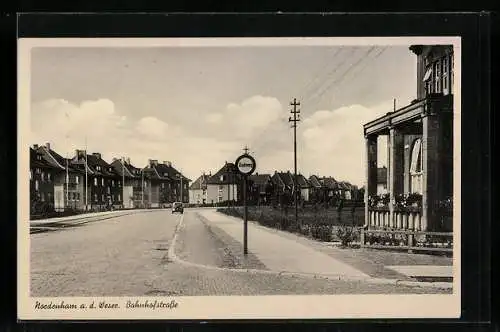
[289,98,301,227]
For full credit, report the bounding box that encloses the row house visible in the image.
[33,143,85,212]
[142,159,173,208]
[206,162,238,204]
[189,173,210,205]
[30,146,65,213]
[110,157,143,209]
[363,44,454,232]
[271,171,311,206]
[248,173,273,205]
[81,152,123,211]
[148,161,190,204]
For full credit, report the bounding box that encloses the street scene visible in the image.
[26,40,456,298]
[31,208,452,297]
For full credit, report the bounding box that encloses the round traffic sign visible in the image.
[235,154,256,176]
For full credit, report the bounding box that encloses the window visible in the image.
[118,194,121,201]
[112,180,115,187]
[36,168,41,174]
[94,194,98,202]
[35,180,39,191]
[102,178,105,186]
[220,175,225,182]
[161,183,164,188]
[48,173,52,182]
[442,56,449,95]
[30,169,32,180]
[76,193,80,201]
[107,187,111,194]
[101,194,105,201]
[41,192,45,202]
[410,139,423,194]
[118,181,121,187]
[433,60,442,93]
[47,192,52,201]
[75,176,79,184]
[41,172,45,182]
[94,178,98,186]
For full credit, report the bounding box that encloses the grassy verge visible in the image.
[217,206,364,244]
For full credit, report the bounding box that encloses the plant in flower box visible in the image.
[406,192,423,208]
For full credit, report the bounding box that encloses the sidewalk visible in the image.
[198,210,370,279]
[197,210,453,287]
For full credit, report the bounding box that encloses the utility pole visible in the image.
[289,98,301,227]
[141,168,144,207]
[122,157,126,209]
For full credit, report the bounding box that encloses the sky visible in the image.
[29,43,417,187]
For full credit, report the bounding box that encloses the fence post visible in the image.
[360,227,365,247]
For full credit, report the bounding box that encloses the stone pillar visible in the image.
[389,127,405,228]
[422,113,440,232]
[365,135,378,228]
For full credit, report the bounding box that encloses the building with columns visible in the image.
[363,44,454,233]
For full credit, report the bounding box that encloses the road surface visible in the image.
[30,209,448,296]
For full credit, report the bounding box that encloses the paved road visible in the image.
[30,209,449,296]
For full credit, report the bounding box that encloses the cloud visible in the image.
[298,101,392,185]
[30,98,250,181]
[206,95,284,140]
[30,97,393,186]
[135,116,169,141]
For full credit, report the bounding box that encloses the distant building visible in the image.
[248,173,273,205]
[206,162,238,204]
[189,173,210,205]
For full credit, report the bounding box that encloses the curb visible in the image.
[167,212,453,291]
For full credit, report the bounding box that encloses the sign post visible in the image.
[235,151,256,255]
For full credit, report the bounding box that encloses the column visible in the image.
[364,135,378,228]
[422,113,440,232]
[389,127,405,228]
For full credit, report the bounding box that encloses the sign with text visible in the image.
[235,154,256,176]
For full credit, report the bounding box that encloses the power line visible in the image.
[301,48,357,104]
[307,46,377,107]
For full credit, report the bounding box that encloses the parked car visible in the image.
[172,202,184,214]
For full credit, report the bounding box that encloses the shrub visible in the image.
[336,225,358,247]
[311,224,333,242]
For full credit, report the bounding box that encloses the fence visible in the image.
[360,228,453,254]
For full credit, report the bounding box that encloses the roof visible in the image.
[30,147,58,169]
[308,175,323,188]
[338,181,352,190]
[110,159,137,178]
[296,174,310,188]
[320,177,338,189]
[189,174,210,190]
[152,162,190,182]
[248,174,272,186]
[377,167,387,184]
[206,163,238,185]
[85,154,117,177]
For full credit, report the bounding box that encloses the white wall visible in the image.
[207,184,237,204]
[123,186,134,208]
[301,188,309,201]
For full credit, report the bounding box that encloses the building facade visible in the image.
[189,173,210,205]
[363,44,454,232]
[206,163,238,205]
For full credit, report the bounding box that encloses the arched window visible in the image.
[410,138,423,194]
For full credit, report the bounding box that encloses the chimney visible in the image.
[127,157,131,164]
[93,152,101,159]
[112,157,118,162]
[33,144,39,149]
[45,143,51,150]
[149,159,158,166]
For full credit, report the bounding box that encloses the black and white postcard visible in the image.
[18,36,461,320]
